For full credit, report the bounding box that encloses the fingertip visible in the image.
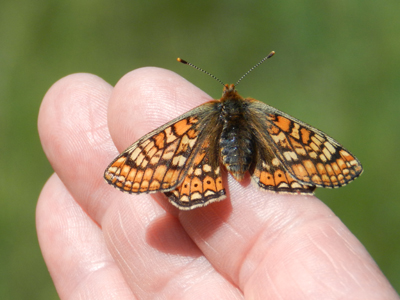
[39,73,112,145]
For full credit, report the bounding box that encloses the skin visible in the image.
[37,68,399,299]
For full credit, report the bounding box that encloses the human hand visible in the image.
[37,68,399,299]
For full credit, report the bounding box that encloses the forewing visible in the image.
[165,139,226,210]
[248,100,363,188]
[104,107,206,194]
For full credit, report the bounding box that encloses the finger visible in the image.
[38,73,114,222]
[108,71,397,298]
[37,174,135,299]
[180,185,398,299]
[39,70,243,299]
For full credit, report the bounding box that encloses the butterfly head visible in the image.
[223,84,235,92]
[222,84,241,100]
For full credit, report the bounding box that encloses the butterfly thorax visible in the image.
[218,85,254,181]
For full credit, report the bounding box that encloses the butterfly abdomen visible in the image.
[219,98,254,181]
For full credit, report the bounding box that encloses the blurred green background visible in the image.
[1,0,399,298]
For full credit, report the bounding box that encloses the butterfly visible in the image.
[104,51,363,210]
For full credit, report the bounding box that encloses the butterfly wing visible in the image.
[105,106,204,193]
[165,138,226,210]
[251,144,316,194]
[247,100,363,190]
[104,102,226,209]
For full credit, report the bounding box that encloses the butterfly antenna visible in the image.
[235,51,275,87]
[177,58,225,86]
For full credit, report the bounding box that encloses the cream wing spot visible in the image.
[283,151,298,161]
[322,147,332,160]
[277,182,290,188]
[204,190,216,197]
[310,142,319,152]
[136,153,146,166]
[290,123,300,139]
[164,127,178,143]
[146,146,158,160]
[311,136,322,147]
[190,192,202,200]
[162,139,180,160]
[107,166,118,175]
[150,150,163,165]
[180,195,190,203]
[140,157,150,168]
[194,168,202,176]
[143,140,155,153]
[203,164,212,172]
[188,137,198,149]
[350,160,358,166]
[295,147,307,156]
[176,134,190,154]
[172,155,187,167]
[291,182,302,189]
[309,151,318,159]
[129,147,142,161]
[140,139,151,148]
[315,134,325,142]
[272,131,290,147]
[324,142,336,154]
[272,158,280,167]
